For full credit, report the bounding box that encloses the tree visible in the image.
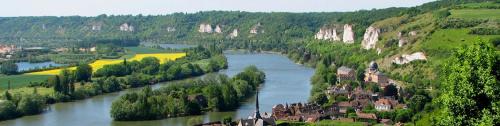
[434,41,499,126]
[0,62,17,75]
[0,100,19,120]
[312,93,328,105]
[408,95,427,112]
[59,69,72,95]
[75,64,92,82]
[50,75,62,93]
[3,91,12,100]
[17,94,46,115]
[383,84,398,97]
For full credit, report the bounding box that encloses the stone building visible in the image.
[272,102,323,122]
[337,66,356,82]
[238,92,275,126]
[364,61,389,88]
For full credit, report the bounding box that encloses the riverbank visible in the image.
[0,46,228,121]
[0,51,314,126]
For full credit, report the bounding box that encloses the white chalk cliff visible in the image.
[229,29,238,38]
[166,27,176,32]
[119,23,134,32]
[214,25,222,33]
[392,52,427,65]
[361,26,380,50]
[198,23,213,33]
[342,24,354,44]
[315,27,341,41]
[250,23,262,34]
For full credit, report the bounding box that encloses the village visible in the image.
[198,61,409,126]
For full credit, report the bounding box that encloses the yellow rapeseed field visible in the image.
[27,53,186,75]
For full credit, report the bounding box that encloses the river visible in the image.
[1,51,314,126]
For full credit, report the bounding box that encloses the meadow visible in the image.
[27,53,186,75]
[449,9,500,20]
[0,75,52,90]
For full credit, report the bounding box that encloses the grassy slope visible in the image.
[449,9,500,20]
[372,2,500,85]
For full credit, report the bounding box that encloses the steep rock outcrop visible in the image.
[214,25,222,33]
[166,27,176,32]
[198,23,213,33]
[91,24,102,31]
[392,52,427,65]
[119,23,134,32]
[342,24,354,44]
[229,29,238,39]
[315,27,341,41]
[398,32,407,47]
[361,26,380,49]
[250,23,263,34]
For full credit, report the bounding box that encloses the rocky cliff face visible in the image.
[198,23,213,33]
[361,26,380,49]
[166,27,176,32]
[214,25,222,33]
[229,29,238,38]
[398,31,417,47]
[315,27,341,41]
[119,23,134,32]
[250,23,262,34]
[91,24,102,31]
[342,24,354,44]
[392,52,427,65]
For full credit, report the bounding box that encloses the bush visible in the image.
[469,27,500,35]
[17,94,46,115]
[439,18,484,28]
[0,101,20,120]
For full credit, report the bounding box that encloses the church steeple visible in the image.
[254,91,262,119]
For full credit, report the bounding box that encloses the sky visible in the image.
[0,0,435,17]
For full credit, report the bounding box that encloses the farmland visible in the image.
[27,53,186,75]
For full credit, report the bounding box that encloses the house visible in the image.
[374,98,400,111]
[337,66,356,81]
[238,92,276,126]
[272,102,322,121]
[0,44,16,54]
[355,112,377,122]
[337,101,351,114]
[364,61,389,87]
[327,84,350,96]
[381,119,393,126]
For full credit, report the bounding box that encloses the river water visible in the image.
[1,51,314,126]
[16,61,65,72]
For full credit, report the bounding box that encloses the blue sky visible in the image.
[1,0,435,17]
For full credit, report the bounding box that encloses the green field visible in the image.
[418,29,500,60]
[0,74,53,90]
[449,9,500,20]
[125,47,167,54]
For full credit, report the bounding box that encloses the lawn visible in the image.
[0,74,53,90]
[27,53,186,75]
[125,47,167,54]
[449,9,500,20]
